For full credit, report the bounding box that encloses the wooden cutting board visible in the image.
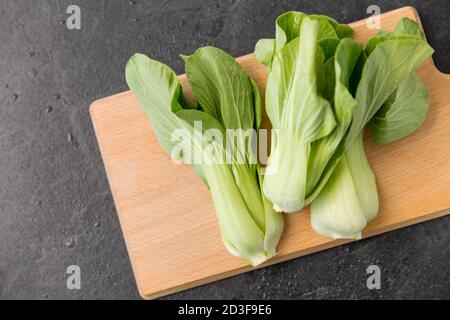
[90,6,450,299]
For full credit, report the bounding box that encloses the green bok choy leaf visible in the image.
[254,11,353,72]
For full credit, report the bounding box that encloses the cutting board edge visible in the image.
[140,207,450,299]
[89,105,148,299]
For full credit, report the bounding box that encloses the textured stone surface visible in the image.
[0,0,448,300]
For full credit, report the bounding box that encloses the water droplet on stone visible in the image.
[65,238,75,248]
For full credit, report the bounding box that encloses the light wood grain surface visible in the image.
[90,6,450,299]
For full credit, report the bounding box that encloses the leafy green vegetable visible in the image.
[126,47,283,265]
[376,30,392,38]
[260,14,361,213]
[311,132,378,239]
[254,11,353,71]
[263,17,337,213]
[395,17,425,39]
[365,18,430,144]
[254,38,275,70]
[310,19,434,239]
[347,37,434,142]
[274,11,307,52]
[273,11,352,51]
[316,14,354,38]
[319,38,340,61]
[256,12,433,238]
[372,72,429,144]
[366,18,425,56]
[125,53,194,157]
[127,11,435,264]
[305,38,363,200]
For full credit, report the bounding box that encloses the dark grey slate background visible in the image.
[0,0,448,300]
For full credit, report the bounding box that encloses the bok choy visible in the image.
[126,47,283,265]
[257,13,358,213]
[126,11,435,266]
[256,13,433,239]
[311,18,434,239]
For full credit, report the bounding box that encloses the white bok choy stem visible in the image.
[311,133,378,239]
